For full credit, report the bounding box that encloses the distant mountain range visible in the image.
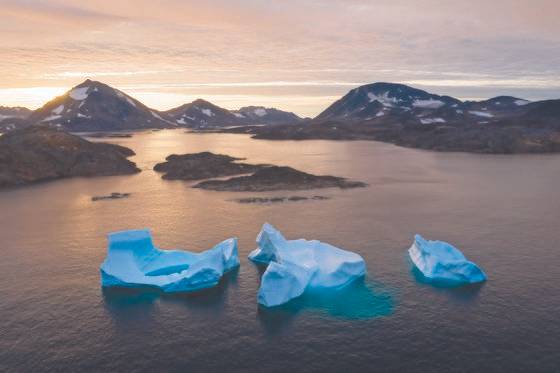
[225,82,560,153]
[166,99,303,128]
[0,106,31,120]
[232,106,303,126]
[315,82,537,125]
[0,106,33,132]
[2,80,560,153]
[0,80,302,132]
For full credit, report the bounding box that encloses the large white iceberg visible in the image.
[409,234,486,285]
[249,223,366,307]
[100,229,239,292]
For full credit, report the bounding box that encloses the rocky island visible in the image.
[194,166,367,191]
[153,152,265,180]
[0,126,140,188]
[91,192,131,201]
[155,151,366,191]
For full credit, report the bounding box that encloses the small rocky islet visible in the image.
[154,151,367,192]
[153,152,265,180]
[91,192,131,201]
[194,166,366,191]
[235,195,330,204]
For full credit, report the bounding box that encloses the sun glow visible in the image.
[0,87,67,109]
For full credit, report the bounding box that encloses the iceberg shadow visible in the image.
[257,276,395,333]
[410,265,485,303]
[102,268,239,324]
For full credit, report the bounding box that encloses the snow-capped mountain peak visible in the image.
[165,102,302,128]
[28,79,173,131]
[232,106,302,125]
[316,82,462,121]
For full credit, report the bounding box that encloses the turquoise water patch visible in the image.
[259,277,395,320]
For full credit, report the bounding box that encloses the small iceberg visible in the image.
[409,234,486,285]
[249,223,366,307]
[100,229,239,292]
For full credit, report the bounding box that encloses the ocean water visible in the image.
[1,130,559,372]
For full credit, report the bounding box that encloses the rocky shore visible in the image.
[0,126,140,188]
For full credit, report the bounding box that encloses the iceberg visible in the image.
[100,229,239,292]
[408,234,486,285]
[249,223,366,307]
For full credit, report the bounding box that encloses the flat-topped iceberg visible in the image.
[409,234,486,285]
[249,223,366,307]
[100,229,239,292]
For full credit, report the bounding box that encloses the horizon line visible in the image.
[2,78,560,118]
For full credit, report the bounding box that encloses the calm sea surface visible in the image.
[1,130,559,372]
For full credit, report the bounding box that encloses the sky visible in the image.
[1,0,560,117]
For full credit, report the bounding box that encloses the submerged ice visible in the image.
[409,234,486,285]
[249,223,366,307]
[100,229,239,292]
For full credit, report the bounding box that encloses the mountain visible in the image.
[0,117,33,133]
[315,82,462,122]
[1,81,303,132]
[0,106,31,120]
[463,96,530,113]
[28,79,175,131]
[0,106,33,132]
[232,106,302,125]
[0,126,139,188]
[164,100,302,128]
[164,99,242,128]
[313,82,540,126]
[518,100,560,126]
[224,82,560,153]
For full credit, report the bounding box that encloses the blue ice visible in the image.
[409,234,486,285]
[249,223,366,307]
[100,229,239,292]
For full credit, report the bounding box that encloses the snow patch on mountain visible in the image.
[41,115,62,122]
[201,108,214,117]
[151,111,164,120]
[52,105,64,115]
[116,91,137,107]
[254,108,267,117]
[126,97,136,107]
[69,87,89,100]
[469,111,494,118]
[367,92,399,107]
[420,117,446,124]
[413,99,445,109]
